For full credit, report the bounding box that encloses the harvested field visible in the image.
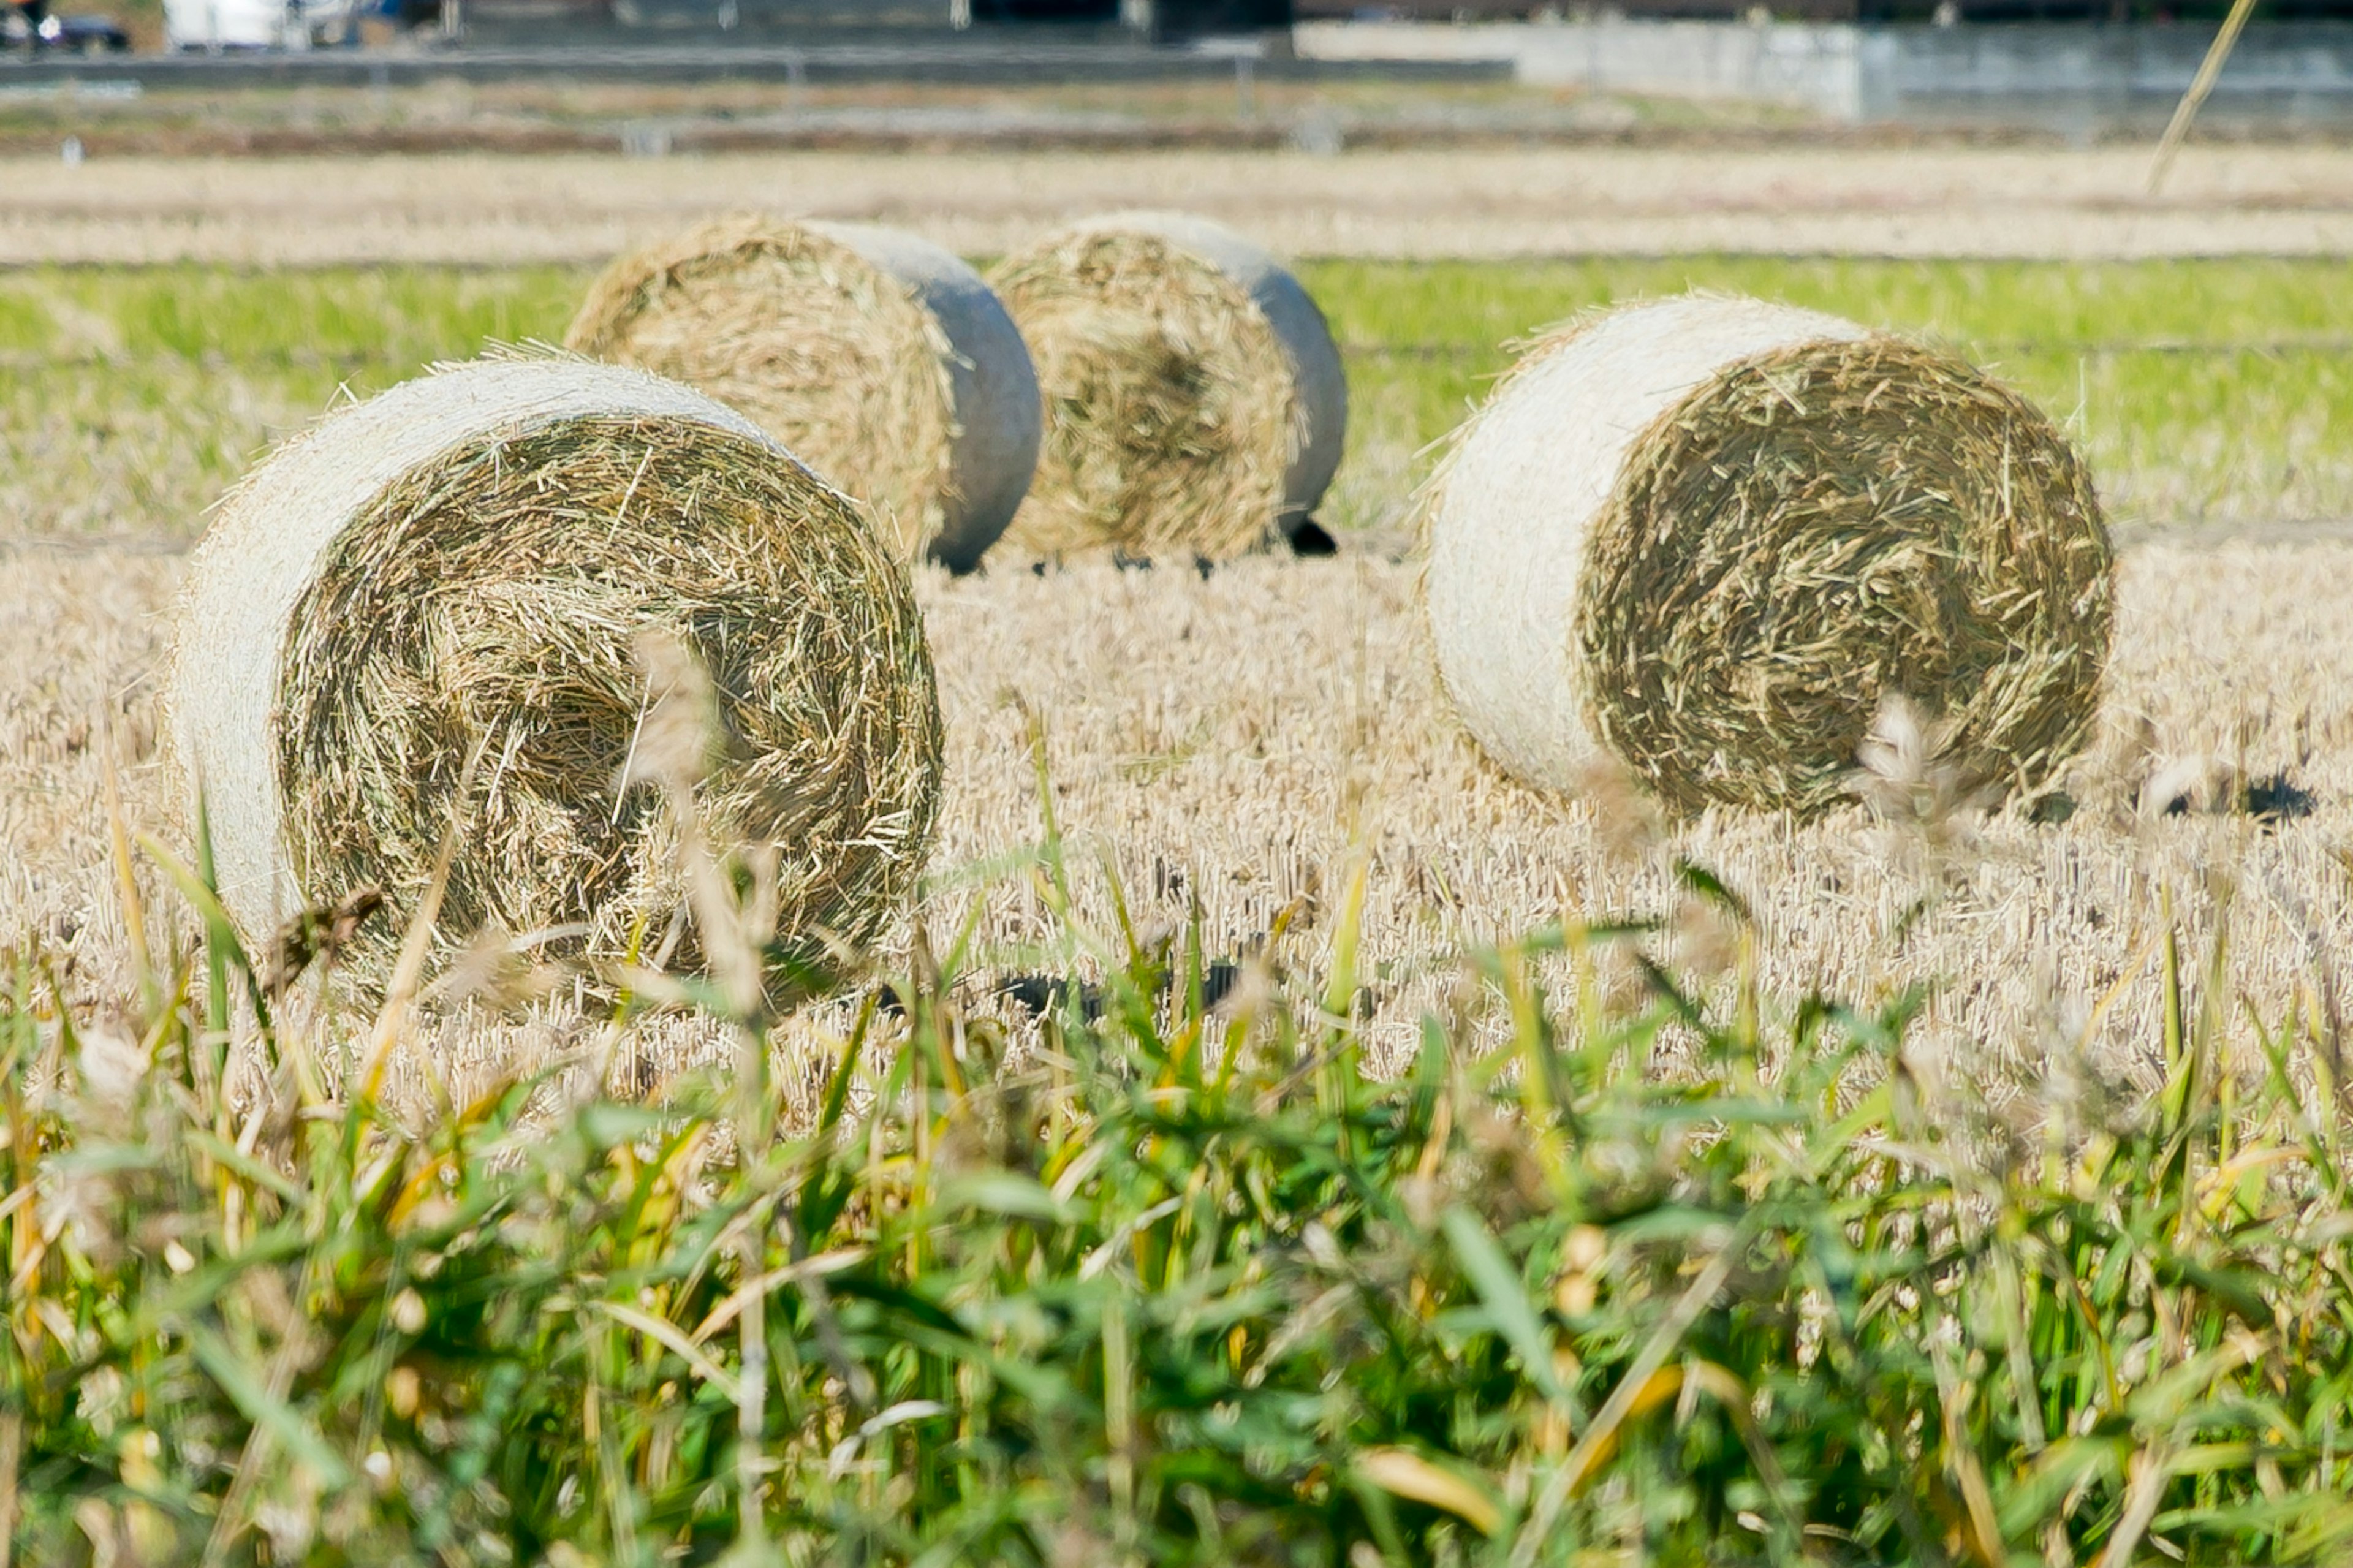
[15,76,2353,1547]
[8,230,2353,1554]
[0,74,1812,159]
[0,256,2343,1097]
[9,534,2352,1118]
[939,544,2353,1110]
[5,254,2351,1114]
[7,145,2353,265]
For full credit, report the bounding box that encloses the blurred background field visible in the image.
[0,75,1808,155]
[5,253,2350,548]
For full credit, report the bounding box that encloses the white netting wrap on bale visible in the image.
[169,357,943,991]
[1423,294,2115,819]
[566,215,1040,572]
[988,211,1347,560]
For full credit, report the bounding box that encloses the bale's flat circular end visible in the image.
[988,212,1347,561]
[1424,295,2114,819]
[567,215,1038,570]
[171,358,942,991]
[1586,336,2112,816]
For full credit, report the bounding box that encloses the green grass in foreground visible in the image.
[9,759,2353,1566]
[1,257,2347,542]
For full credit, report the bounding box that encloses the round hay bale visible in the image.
[1423,294,2114,819]
[169,357,942,990]
[988,211,1347,560]
[565,215,1040,573]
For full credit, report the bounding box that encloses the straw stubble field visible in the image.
[3,246,2352,1119]
[10,529,2353,1120]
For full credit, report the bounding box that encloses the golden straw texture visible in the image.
[31,539,2353,1112]
[1425,294,2113,819]
[171,360,941,993]
[1587,338,2110,816]
[566,215,977,563]
[989,214,1344,560]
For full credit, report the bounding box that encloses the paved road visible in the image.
[0,37,1501,88]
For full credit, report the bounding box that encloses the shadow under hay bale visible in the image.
[566,215,1039,574]
[169,358,942,994]
[1423,294,2115,820]
[989,211,1347,563]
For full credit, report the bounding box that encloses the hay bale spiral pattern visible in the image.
[171,358,941,988]
[989,212,1346,560]
[1424,294,2114,819]
[566,216,1039,572]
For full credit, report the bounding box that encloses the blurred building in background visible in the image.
[167,0,2353,47]
[460,0,1292,34]
[1295,0,2340,19]
[131,0,2353,140]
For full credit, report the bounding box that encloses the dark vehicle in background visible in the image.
[4,0,131,48]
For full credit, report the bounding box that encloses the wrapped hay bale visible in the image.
[565,216,1039,573]
[170,357,942,990]
[1423,294,2113,819]
[988,211,1346,559]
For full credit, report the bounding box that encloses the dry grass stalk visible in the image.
[988,213,1346,560]
[170,358,942,994]
[566,214,1038,570]
[1425,294,2113,820]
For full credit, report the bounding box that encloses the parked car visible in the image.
[6,0,130,48]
